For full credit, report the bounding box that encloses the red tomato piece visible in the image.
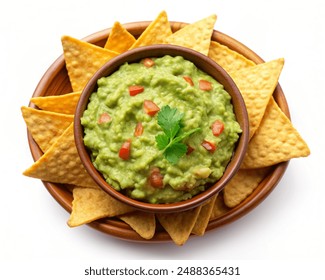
[149,167,164,188]
[134,122,144,137]
[211,120,224,136]
[199,79,213,91]
[186,145,195,155]
[119,139,131,160]
[142,58,155,67]
[201,140,216,153]
[143,100,160,116]
[129,85,144,96]
[183,76,194,86]
[97,112,111,124]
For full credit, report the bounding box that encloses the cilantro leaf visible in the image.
[156,105,201,164]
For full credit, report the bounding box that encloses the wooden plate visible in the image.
[27,21,289,242]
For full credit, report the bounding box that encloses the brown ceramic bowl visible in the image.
[74,44,249,213]
[27,21,290,242]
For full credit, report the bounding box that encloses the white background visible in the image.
[1,0,324,278]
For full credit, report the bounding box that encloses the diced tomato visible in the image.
[149,167,164,188]
[129,85,144,96]
[186,145,195,155]
[134,122,144,137]
[183,76,194,86]
[201,140,216,153]
[119,139,131,160]
[97,112,111,124]
[211,120,224,136]
[142,58,155,67]
[199,79,213,91]
[143,100,160,116]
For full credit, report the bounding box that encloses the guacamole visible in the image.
[81,55,241,204]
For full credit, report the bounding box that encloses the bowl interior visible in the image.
[74,44,249,213]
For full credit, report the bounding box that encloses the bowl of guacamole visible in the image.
[74,44,249,213]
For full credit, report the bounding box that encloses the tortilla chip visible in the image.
[223,168,270,208]
[68,187,134,227]
[61,35,119,92]
[241,98,311,168]
[191,195,217,236]
[230,58,285,139]
[30,92,81,114]
[156,206,201,246]
[209,193,230,221]
[165,14,217,55]
[23,123,99,188]
[104,21,136,53]
[119,212,156,240]
[21,106,73,152]
[129,11,172,49]
[208,41,255,72]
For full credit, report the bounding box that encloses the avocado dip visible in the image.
[81,55,241,204]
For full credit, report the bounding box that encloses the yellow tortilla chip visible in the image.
[23,123,99,188]
[208,41,255,73]
[156,206,201,246]
[209,193,230,221]
[241,98,311,168]
[21,106,73,152]
[104,21,136,53]
[68,187,134,227]
[30,92,81,114]
[230,58,285,139]
[61,35,119,92]
[223,168,270,208]
[191,195,217,236]
[165,14,217,55]
[129,11,172,49]
[119,212,156,240]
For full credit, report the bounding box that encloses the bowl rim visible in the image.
[26,20,290,242]
[74,44,249,213]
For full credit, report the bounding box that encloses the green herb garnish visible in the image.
[155,105,201,164]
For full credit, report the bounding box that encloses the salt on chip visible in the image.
[208,41,255,73]
[104,21,136,53]
[21,106,73,152]
[30,92,81,114]
[241,98,311,169]
[164,14,217,56]
[129,10,172,49]
[156,206,201,246]
[119,212,156,240]
[223,168,270,208]
[191,195,217,236]
[23,123,99,188]
[209,193,230,221]
[230,58,285,139]
[61,35,119,92]
[68,187,134,227]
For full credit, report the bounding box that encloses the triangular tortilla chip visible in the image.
[156,206,201,246]
[119,211,156,240]
[209,193,230,221]
[223,168,270,208]
[104,21,136,53]
[230,58,285,139]
[21,106,73,152]
[129,11,172,49]
[68,187,134,227]
[191,195,217,236]
[241,98,311,169]
[23,123,99,188]
[165,14,217,55]
[208,41,255,73]
[61,35,119,92]
[30,92,81,114]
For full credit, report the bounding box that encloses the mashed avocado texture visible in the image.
[81,55,241,204]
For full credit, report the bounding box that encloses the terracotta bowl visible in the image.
[74,44,249,213]
[28,21,290,242]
